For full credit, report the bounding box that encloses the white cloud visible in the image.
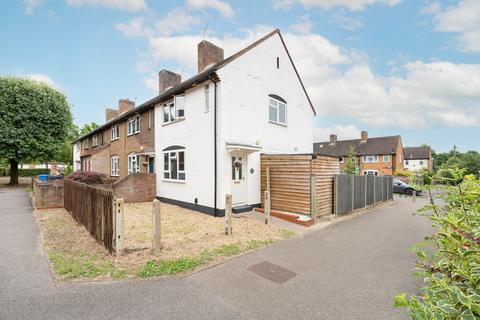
[24,73,62,91]
[115,17,153,38]
[155,9,202,36]
[271,0,401,11]
[314,125,361,141]
[24,0,43,15]
[426,0,480,53]
[290,15,314,34]
[186,0,234,19]
[329,9,363,30]
[66,0,147,11]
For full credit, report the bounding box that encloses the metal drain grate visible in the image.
[247,261,297,284]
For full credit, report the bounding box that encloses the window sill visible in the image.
[111,138,119,142]
[162,117,185,127]
[268,120,287,127]
[162,179,186,184]
[110,174,119,177]
[127,131,140,137]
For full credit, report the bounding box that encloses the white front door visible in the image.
[231,155,246,205]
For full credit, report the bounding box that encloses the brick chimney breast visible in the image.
[118,99,135,114]
[361,130,368,142]
[105,108,119,122]
[197,40,224,73]
[329,134,337,144]
[158,70,181,94]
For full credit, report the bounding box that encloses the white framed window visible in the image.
[204,84,210,112]
[111,124,119,141]
[148,109,152,129]
[363,170,379,176]
[383,155,389,162]
[419,160,424,166]
[399,154,402,163]
[405,160,409,165]
[163,95,185,124]
[338,157,344,163]
[110,155,119,176]
[163,149,185,181]
[268,96,287,125]
[92,135,98,147]
[127,154,140,175]
[82,138,88,149]
[363,155,378,163]
[127,115,140,135]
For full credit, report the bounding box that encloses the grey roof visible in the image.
[314,136,401,157]
[73,29,315,143]
[404,146,431,159]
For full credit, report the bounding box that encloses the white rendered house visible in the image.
[403,146,432,173]
[154,29,316,215]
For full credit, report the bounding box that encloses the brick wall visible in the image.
[33,178,64,209]
[113,173,156,203]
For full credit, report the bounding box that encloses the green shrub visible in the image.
[395,168,480,319]
[1,168,51,176]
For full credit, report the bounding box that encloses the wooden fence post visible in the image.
[225,194,232,235]
[351,174,355,212]
[264,190,271,224]
[310,175,317,223]
[114,198,124,255]
[364,175,367,208]
[266,166,271,197]
[334,175,338,215]
[152,199,161,254]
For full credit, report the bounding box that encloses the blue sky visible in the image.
[1,0,479,152]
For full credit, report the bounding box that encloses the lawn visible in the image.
[35,202,295,281]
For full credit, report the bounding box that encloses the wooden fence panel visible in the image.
[312,156,340,218]
[64,179,115,253]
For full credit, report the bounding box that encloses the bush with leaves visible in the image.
[395,167,480,319]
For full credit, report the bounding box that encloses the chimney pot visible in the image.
[105,108,119,122]
[198,40,224,72]
[118,99,135,114]
[329,134,337,144]
[158,70,181,94]
[361,130,368,142]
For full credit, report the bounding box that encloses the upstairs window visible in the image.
[383,155,389,162]
[127,115,140,135]
[111,124,119,141]
[363,155,378,163]
[127,153,140,175]
[163,95,185,124]
[111,155,119,176]
[148,109,153,129]
[82,138,89,149]
[92,135,98,147]
[268,95,287,125]
[163,148,185,181]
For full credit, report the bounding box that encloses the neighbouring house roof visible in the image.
[73,28,315,144]
[404,146,431,160]
[314,136,401,157]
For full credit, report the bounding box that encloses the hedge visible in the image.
[0,168,51,177]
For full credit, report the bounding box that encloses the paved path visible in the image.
[0,188,432,320]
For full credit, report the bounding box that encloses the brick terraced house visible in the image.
[314,131,404,176]
[73,98,155,178]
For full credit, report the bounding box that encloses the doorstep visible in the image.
[254,208,315,227]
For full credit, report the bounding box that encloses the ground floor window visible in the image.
[363,170,379,176]
[128,154,140,174]
[163,149,185,181]
[111,155,119,176]
[147,156,154,173]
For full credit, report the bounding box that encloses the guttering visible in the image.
[209,72,220,217]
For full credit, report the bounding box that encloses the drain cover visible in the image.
[247,261,297,284]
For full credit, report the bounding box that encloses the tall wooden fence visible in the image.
[334,174,393,215]
[260,154,340,220]
[64,179,116,253]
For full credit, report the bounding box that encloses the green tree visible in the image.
[56,122,98,165]
[343,146,358,174]
[459,150,480,176]
[0,77,72,185]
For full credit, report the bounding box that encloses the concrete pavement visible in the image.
[0,188,431,320]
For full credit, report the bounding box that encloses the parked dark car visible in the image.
[393,179,421,195]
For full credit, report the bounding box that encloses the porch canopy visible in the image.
[225,141,262,154]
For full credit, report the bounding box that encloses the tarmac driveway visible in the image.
[0,188,431,320]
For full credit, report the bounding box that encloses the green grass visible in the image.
[49,251,116,279]
[211,243,242,257]
[137,258,202,278]
[245,239,274,251]
[281,229,296,239]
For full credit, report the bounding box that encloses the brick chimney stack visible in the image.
[158,70,181,94]
[197,40,224,72]
[360,130,368,142]
[329,134,337,144]
[118,99,135,114]
[105,108,119,122]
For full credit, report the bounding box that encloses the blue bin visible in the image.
[38,174,49,182]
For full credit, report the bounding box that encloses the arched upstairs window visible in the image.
[162,146,185,181]
[268,94,287,126]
